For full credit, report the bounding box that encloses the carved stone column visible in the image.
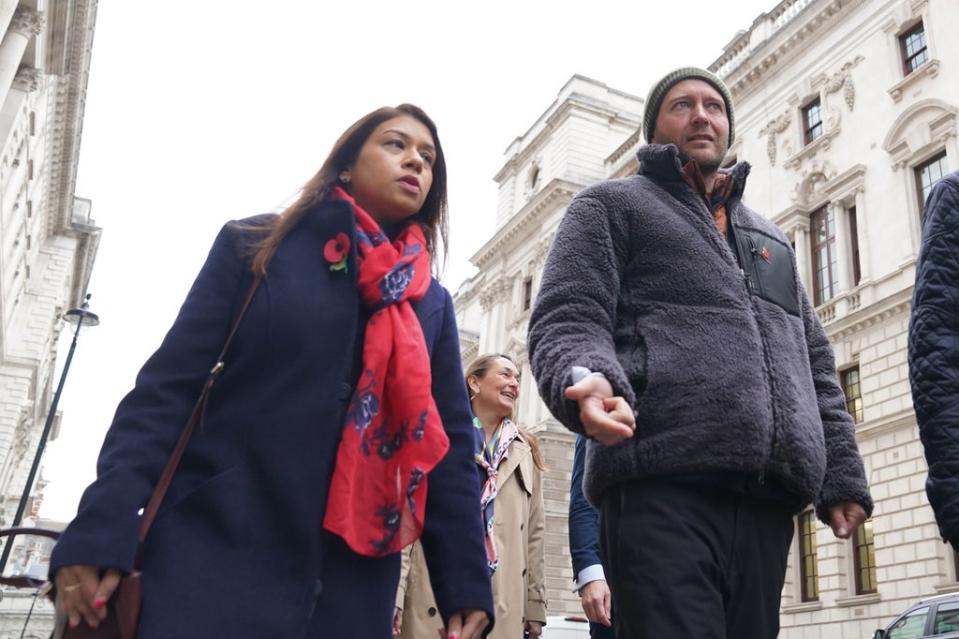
[793,222,812,294]
[0,7,43,112]
[831,202,851,294]
[852,188,870,283]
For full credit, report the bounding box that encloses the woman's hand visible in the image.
[54,565,122,630]
[392,606,404,636]
[439,609,489,639]
[525,620,544,638]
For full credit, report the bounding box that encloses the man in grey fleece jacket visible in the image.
[528,67,872,639]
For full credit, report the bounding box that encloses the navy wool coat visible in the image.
[50,200,494,638]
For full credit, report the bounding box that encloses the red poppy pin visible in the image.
[760,246,770,262]
[324,232,350,272]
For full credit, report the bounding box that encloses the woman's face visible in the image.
[469,358,521,419]
[346,115,436,226]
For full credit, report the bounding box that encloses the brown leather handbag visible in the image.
[44,275,263,639]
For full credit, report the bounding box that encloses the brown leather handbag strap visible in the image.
[133,274,262,568]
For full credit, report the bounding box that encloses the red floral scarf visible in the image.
[322,187,450,557]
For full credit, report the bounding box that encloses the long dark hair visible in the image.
[249,103,448,275]
[465,353,547,472]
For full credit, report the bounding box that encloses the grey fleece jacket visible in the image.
[528,144,872,524]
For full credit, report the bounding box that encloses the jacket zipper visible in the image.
[694,194,777,486]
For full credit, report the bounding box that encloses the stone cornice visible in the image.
[606,129,642,167]
[823,163,866,204]
[711,0,865,100]
[882,98,957,170]
[887,58,940,104]
[855,407,916,441]
[453,275,483,308]
[784,127,840,170]
[45,0,98,240]
[471,178,580,269]
[827,283,912,340]
[771,203,810,231]
[493,92,639,184]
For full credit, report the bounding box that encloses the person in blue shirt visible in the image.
[569,435,614,639]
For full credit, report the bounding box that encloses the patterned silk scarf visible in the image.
[323,187,450,557]
[474,416,520,574]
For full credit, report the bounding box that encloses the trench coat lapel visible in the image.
[495,437,532,493]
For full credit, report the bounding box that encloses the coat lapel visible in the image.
[496,437,532,494]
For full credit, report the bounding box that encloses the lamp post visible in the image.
[0,294,99,574]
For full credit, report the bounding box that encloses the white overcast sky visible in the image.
[39,0,776,520]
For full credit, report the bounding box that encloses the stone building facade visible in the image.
[453,0,958,631]
[453,75,645,616]
[0,0,99,636]
[711,0,959,636]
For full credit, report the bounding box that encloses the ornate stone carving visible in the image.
[533,236,553,268]
[843,79,856,111]
[789,161,837,205]
[822,56,864,111]
[759,112,792,166]
[479,277,514,311]
[9,6,44,38]
[12,409,32,463]
[13,67,41,93]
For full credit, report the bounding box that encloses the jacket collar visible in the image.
[496,435,531,491]
[636,143,751,201]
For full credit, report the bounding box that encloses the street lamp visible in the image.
[0,294,99,574]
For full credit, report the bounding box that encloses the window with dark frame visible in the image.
[799,511,819,602]
[848,206,861,287]
[522,277,533,312]
[810,207,838,306]
[853,518,877,594]
[934,602,959,635]
[803,98,824,145]
[915,152,948,214]
[900,22,929,75]
[842,366,863,424]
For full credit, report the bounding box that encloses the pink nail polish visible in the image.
[94,599,106,610]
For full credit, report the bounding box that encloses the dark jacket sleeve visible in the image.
[528,190,636,435]
[419,288,495,629]
[799,279,873,523]
[908,172,959,547]
[568,435,602,577]
[50,223,247,575]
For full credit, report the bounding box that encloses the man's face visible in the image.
[652,79,730,172]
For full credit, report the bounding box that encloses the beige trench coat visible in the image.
[396,434,547,638]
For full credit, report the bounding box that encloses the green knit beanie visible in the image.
[643,67,735,147]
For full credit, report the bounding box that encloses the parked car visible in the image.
[540,615,590,638]
[874,593,959,639]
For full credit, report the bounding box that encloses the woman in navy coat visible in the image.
[50,104,494,639]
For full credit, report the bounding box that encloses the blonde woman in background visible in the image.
[395,353,547,638]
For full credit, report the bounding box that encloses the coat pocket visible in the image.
[739,227,800,316]
[515,454,535,497]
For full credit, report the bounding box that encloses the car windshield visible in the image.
[887,606,929,639]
